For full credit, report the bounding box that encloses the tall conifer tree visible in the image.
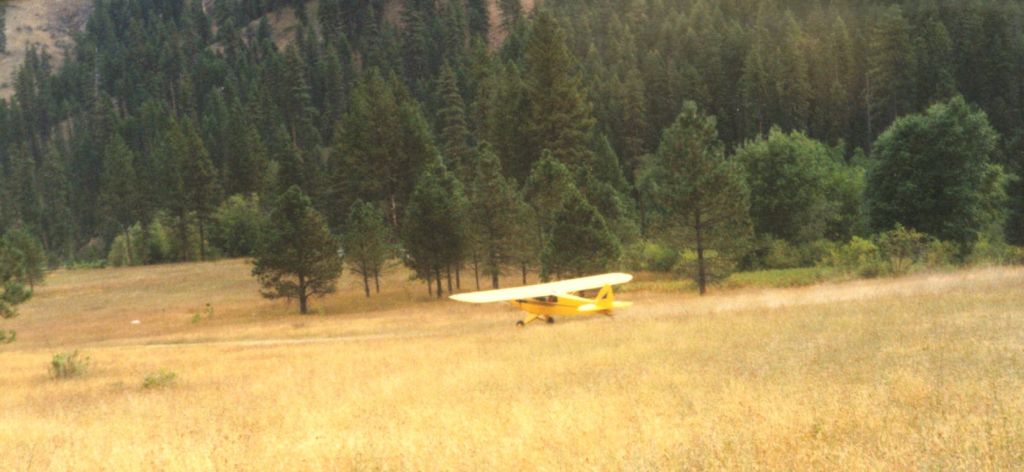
[523,12,597,173]
[252,186,343,314]
[99,135,140,266]
[642,102,752,295]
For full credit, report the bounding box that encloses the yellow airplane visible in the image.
[450,273,634,326]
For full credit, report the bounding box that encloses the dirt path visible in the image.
[139,330,441,349]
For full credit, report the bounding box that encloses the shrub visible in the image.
[753,236,802,269]
[75,237,107,266]
[210,194,268,257]
[800,239,839,267]
[745,237,836,270]
[726,267,837,289]
[142,369,178,389]
[0,329,15,343]
[968,235,1020,266]
[922,239,957,269]
[876,224,928,275]
[675,249,734,285]
[643,242,680,272]
[825,237,884,278]
[50,350,89,379]
[623,241,680,272]
[108,224,147,267]
[144,217,174,263]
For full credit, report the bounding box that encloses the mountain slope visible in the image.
[0,0,92,97]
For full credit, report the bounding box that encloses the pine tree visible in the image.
[540,190,620,280]
[402,162,467,298]
[641,102,752,295]
[319,46,347,143]
[98,135,140,266]
[269,124,305,194]
[612,68,648,180]
[3,228,46,290]
[6,144,41,233]
[342,199,392,297]
[181,120,222,261]
[509,197,541,285]
[467,143,519,288]
[281,46,322,151]
[0,6,6,54]
[252,186,343,314]
[913,12,957,107]
[777,12,811,131]
[522,150,579,243]
[867,6,917,141]
[436,62,473,178]
[498,0,522,32]
[155,119,192,261]
[319,0,345,49]
[523,12,597,173]
[0,236,33,327]
[223,101,269,197]
[467,0,489,40]
[38,144,74,259]
[335,69,437,229]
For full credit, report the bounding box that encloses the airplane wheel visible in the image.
[546,317,555,324]
[516,320,525,327]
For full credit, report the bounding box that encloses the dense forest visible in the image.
[0,0,1022,300]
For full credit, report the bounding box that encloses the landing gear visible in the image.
[516,320,525,327]
[546,316,555,324]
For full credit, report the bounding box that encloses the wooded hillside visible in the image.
[0,0,1021,290]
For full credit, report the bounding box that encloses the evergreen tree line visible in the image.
[0,0,1020,304]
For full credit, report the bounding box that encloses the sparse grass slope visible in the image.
[2,260,1023,469]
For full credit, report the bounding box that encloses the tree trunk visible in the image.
[427,273,433,297]
[177,209,189,261]
[123,226,133,266]
[473,259,480,290]
[434,268,443,298]
[695,210,707,296]
[521,263,527,285]
[865,75,873,154]
[374,268,380,293]
[491,270,499,289]
[198,217,206,261]
[446,266,453,294]
[455,266,461,290]
[362,273,370,298]
[299,273,309,314]
[389,194,399,229]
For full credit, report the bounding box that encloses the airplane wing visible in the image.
[449,273,633,303]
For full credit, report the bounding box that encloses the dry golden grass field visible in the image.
[2,260,1024,470]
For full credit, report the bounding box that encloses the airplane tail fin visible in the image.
[579,284,632,313]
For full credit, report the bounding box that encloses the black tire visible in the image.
[546,317,555,324]
[516,320,525,327]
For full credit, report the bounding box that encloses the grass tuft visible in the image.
[49,350,89,379]
[142,369,178,389]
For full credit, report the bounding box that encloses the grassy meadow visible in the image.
[2,260,1024,469]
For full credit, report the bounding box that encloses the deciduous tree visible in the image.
[867,96,1009,254]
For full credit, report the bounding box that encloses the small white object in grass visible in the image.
[131,320,141,325]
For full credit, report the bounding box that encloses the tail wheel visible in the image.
[516,320,525,327]
[546,317,555,324]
